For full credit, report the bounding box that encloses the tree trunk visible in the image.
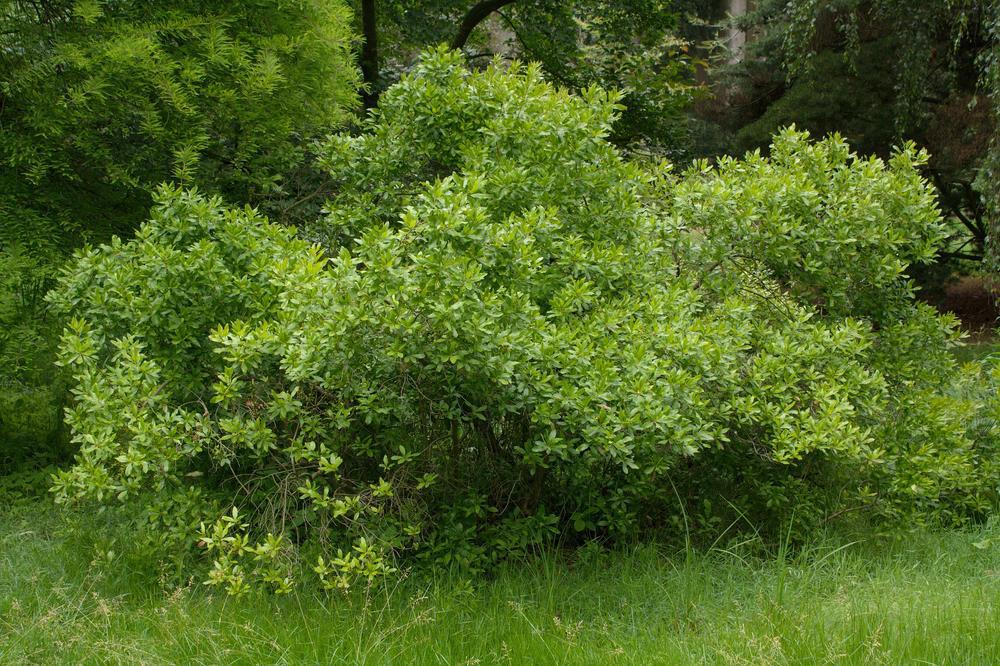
[726,0,749,64]
[360,0,379,109]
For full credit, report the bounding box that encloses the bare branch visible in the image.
[451,0,517,50]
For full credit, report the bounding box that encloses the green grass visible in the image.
[1,500,997,665]
[954,337,1000,365]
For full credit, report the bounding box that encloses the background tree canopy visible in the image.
[0,0,358,227]
[0,0,359,465]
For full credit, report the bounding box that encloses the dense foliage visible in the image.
[0,0,359,466]
[49,51,998,593]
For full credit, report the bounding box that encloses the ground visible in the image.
[0,499,996,665]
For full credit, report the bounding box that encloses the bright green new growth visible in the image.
[1,0,359,203]
[49,50,999,593]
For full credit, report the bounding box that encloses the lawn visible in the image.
[1,499,996,665]
[954,337,1000,366]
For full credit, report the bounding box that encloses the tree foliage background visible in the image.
[720,0,997,273]
[0,0,359,465]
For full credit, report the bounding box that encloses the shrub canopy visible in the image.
[50,50,998,593]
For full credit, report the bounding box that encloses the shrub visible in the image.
[50,50,998,592]
[669,131,997,531]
